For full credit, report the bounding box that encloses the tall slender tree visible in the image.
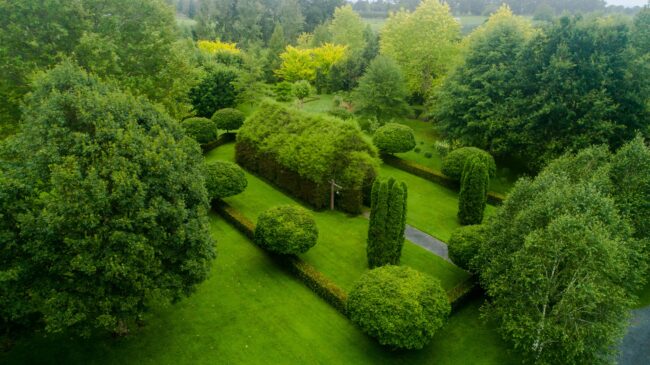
[367,178,408,268]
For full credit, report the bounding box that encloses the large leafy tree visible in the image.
[0,63,215,336]
[0,0,199,136]
[433,6,534,153]
[380,0,461,96]
[436,14,650,171]
[475,145,648,363]
[329,5,366,56]
[353,56,410,122]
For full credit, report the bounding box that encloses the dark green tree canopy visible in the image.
[189,64,239,118]
[447,224,486,271]
[347,265,450,349]
[183,117,218,144]
[457,156,489,225]
[212,108,245,132]
[203,160,248,199]
[353,56,410,122]
[0,62,215,336]
[254,205,319,255]
[372,123,416,154]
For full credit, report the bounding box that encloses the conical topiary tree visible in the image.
[458,156,489,225]
[367,177,408,268]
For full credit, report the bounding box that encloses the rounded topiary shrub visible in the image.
[448,224,486,271]
[441,147,496,181]
[183,117,217,144]
[212,108,245,132]
[372,123,416,154]
[254,205,318,255]
[203,160,247,199]
[347,265,451,349]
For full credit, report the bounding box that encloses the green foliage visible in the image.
[353,56,410,121]
[447,225,485,271]
[274,81,294,102]
[183,117,218,144]
[380,0,461,96]
[329,4,366,55]
[458,157,489,225]
[367,178,408,268]
[237,100,379,197]
[609,134,650,240]
[292,80,313,103]
[442,147,496,181]
[435,14,650,171]
[0,62,215,336]
[0,0,199,132]
[372,123,416,154]
[203,160,248,199]
[254,205,318,255]
[476,145,648,363]
[212,108,245,132]
[347,265,450,349]
[189,64,239,118]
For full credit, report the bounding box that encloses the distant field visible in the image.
[362,15,488,34]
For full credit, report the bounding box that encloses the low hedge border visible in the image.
[211,199,349,315]
[202,133,236,153]
[211,198,475,315]
[381,154,505,205]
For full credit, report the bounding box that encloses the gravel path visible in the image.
[619,306,650,364]
[362,211,451,262]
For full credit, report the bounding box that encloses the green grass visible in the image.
[1,217,517,364]
[378,163,496,242]
[205,143,469,291]
[394,118,519,195]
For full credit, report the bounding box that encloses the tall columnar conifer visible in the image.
[367,177,408,268]
[458,157,489,225]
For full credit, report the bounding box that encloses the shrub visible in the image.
[274,81,294,102]
[183,117,217,144]
[212,108,245,132]
[424,152,432,158]
[292,80,313,103]
[255,205,319,255]
[357,117,380,133]
[442,147,496,181]
[372,123,416,154]
[458,157,489,225]
[203,160,247,199]
[367,178,408,268]
[448,225,486,270]
[347,266,450,349]
[414,147,421,153]
[188,64,239,118]
[328,107,354,120]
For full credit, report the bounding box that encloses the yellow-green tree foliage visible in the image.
[275,43,346,82]
[197,40,241,55]
[380,0,460,96]
[329,5,365,56]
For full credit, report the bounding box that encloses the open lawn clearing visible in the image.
[206,143,469,291]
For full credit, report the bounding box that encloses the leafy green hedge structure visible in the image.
[255,205,319,255]
[367,177,408,268]
[183,117,217,144]
[212,108,245,132]
[458,157,489,225]
[203,160,247,199]
[347,266,450,350]
[236,100,380,214]
[372,123,416,155]
[442,147,496,181]
[448,225,486,271]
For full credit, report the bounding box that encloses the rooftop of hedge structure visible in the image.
[237,100,380,189]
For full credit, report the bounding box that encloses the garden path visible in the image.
[619,306,650,364]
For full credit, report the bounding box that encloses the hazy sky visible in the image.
[606,0,647,6]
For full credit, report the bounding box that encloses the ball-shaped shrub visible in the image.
[347,265,450,349]
[372,123,416,154]
[441,147,496,181]
[203,160,247,199]
[292,80,312,100]
[212,108,245,132]
[447,225,486,271]
[183,117,217,144]
[254,205,318,255]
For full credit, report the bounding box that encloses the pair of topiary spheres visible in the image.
[182,108,245,144]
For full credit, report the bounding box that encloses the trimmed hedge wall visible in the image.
[381,154,505,205]
[211,199,348,315]
[236,100,380,214]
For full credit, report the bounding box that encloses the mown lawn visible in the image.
[205,143,469,291]
[1,216,518,365]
